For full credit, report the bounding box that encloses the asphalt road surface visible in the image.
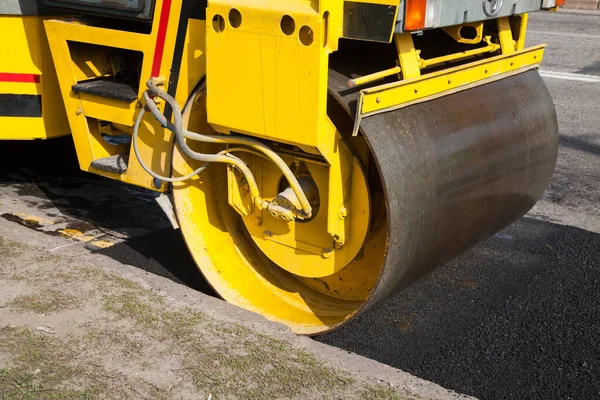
[1,9,599,400]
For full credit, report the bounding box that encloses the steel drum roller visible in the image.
[328,68,559,313]
[173,68,558,334]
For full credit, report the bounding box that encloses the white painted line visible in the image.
[539,70,600,83]
[528,30,600,39]
[48,242,77,252]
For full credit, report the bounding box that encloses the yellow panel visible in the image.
[358,45,545,117]
[206,0,341,160]
[79,95,138,127]
[0,16,69,140]
[0,117,49,140]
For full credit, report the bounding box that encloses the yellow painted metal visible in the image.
[394,34,421,79]
[352,45,545,136]
[206,0,341,155]
[0,16,69,140]
[497,17,516,54]
[514,14,529,51]
[43,0,206,191]
[348,65,401,88]
[241,146,370,278]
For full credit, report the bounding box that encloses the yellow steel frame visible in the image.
[0,16,69,140]
[352,45,545,136]
[206,0,361,246]
[351,15,543,135]
[43,0,206,191]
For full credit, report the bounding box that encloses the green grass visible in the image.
[9,290,75,314]
[0,326,99,400]
[0,236,25,259]
[103,291,204,340]
[362,384,417,400]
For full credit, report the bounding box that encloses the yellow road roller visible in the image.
[2,0,561,334]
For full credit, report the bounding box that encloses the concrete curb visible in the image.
[0,216,474,399]
[562,1,600,10]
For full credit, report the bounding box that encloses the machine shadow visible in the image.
[317,217,600,400]
[0,138,217,297]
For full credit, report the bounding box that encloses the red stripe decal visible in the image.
[151,0,173,77]
[0,73,40,83]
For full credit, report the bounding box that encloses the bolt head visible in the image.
[338,206,348,220]
[263,231,272,240]
[322,249,332,259]
[76,108,82,115]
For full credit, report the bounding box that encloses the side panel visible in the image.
[0,16,69,140]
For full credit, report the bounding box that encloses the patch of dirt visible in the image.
[0,235,417,400]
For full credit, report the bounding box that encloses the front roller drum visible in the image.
[172,69,558,335]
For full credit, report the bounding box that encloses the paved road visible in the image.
[0,9,598,400]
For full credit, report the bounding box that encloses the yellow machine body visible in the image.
[0,16,68,140]
[1,1,559,334]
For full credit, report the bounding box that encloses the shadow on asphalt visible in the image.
[318,217,600,400]
[2,139,599,399]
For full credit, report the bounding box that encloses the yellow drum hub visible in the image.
[171,87,385,334]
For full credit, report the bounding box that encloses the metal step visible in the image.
[90,154,129,174]
[72,77,138,102]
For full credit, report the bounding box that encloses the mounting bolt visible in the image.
[322,249,332,259]
[338,206,348,220]
[376,97,381,103]
[263,231,272,240]
[76,108,82,115]
[447,79,452,84]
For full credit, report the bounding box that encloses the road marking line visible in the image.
[539,70,600,83]
[528,30,600,39]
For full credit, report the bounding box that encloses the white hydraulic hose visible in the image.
[144,79,313,218]
[132,106,208,183]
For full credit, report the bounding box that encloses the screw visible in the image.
[322,249,332,259]
[263,231,272,240]
[338,206,348,220]
[448,79,452,84]
[376,97,381,103]
[76,108,82,115]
